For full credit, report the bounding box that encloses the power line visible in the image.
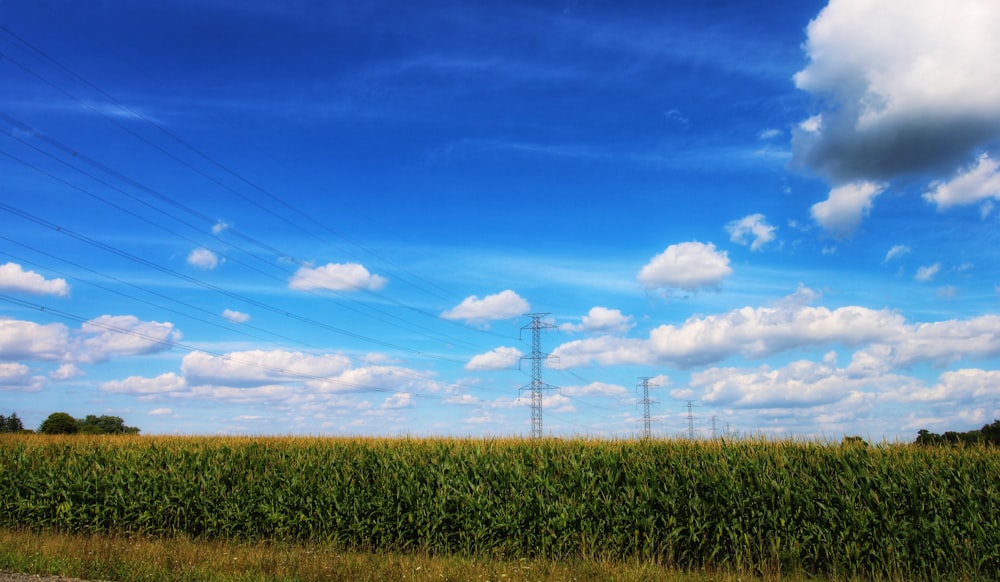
[0,24,459,303]
[0,114,511,349]
[0,198,463,360]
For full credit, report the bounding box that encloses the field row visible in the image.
[1,436,998,580]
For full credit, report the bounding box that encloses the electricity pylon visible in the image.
[520,313,557,439]
[637,376,657,439]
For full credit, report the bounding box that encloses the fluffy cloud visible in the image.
[50,363,83,380]
[0,362,45,392]
[313,365,440,394]
[441,290,529,323]
[637,242,732,291]
[793,0,1000,183]
[849,315,1000,371]
[924,153,1000,209]
[0,318,69,361]
[552,287,903,369]
[289,263,387,292]
[0,263,69,296]
[725,214,776,251]
[692,358,857,409]
[810,181,886,238]
[187,247,219,270]
[0,316,179,364]
[561,382,628,397]
[77,315,181,364]
[381,392,414,409]
[102,372,186,396]
[896,369,1000,404]
[559,307,634,334]
[182,350,352,387]
[465,346,522,371]
[221,309,250,324]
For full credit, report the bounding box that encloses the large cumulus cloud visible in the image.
[792,0,1000,183]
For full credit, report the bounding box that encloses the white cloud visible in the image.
[445,394,479,405]
[0,362,45,392]
[799,115,822,133]
[915,263,941,282]
[561,382,628,397]
[102,372,186,396]
[810,181,886,238]
[182,350,352,387]
[884,245,910,263]
[221,309,250,324]
[559,302,1000,377]
[850,314,1000,370]
[148,408,173,416]
[441,290,529,323]
[559,306,635,334]
[77,315,181,364]
[187,247,219,270]
[552,286,904,369]
[311,365,440,394]
[212,220,230,234]
[896,369,1000,404]
[190,384,295,403]
[758,128,782,140]
[0,316,179,365]
[924,153,1000,209]
[0,263,69,297]
[289,263,387,292]
[692,359,856,409]
[50,363,83,381]
[725,214,777,251]
[465,346,523,371]
[0,318,70,362]
[381,392,414,409]
[793,0,1000,183]
[637,242,732,291]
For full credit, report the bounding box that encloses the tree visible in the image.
[39,412,79,434]
[916,420,1000,446]
[1,413,25,433]
[78,414,139,435]
[6,412,24,432]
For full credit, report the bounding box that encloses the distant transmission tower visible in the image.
[636,376,657,439]
[686,400,697,439]
[520,313,558,439]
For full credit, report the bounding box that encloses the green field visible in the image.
[1,435,998,580]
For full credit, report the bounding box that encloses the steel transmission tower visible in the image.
[636,376,657,439]
[520,313,557,439]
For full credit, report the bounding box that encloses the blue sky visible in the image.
[2,0,1000,440]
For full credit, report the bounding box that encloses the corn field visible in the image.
[1,435,998,580]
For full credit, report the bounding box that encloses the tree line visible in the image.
[0,411,140,435]
[915,419,1000,446]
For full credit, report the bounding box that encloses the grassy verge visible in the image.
[0,528,822,582]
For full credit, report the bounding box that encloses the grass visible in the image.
[0,527,824,582]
